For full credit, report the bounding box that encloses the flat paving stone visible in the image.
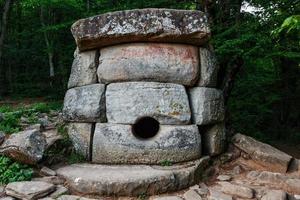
[56,157,209,196]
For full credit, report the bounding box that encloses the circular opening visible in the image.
[132,117,160,139]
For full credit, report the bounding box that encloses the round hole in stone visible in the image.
[132,117,160,139]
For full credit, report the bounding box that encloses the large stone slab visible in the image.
[5,181,55,200]
[106,82,191,124]
[202,123,226,156]
[56,157,209,196]
[97,43,199,86]
[68,123,93,160]
[188,87,225,125]
[92,123,201,164]
[232,133,293,173]
[197,47,219,87]
[68,48,98,89]
[0,129,46,164]
[62,84,106,122]
[71,9,210,51]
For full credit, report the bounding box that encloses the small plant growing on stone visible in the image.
[160,159,173,166]
[138,192,148,200]
[0,156,33,184]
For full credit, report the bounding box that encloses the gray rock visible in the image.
[0,132,5,145]
[42,129,62,149]
[246,170,288,185]
[68,123,93,160]
[40,167,56,176]
[188,87,225,125]
[49,185,68,198]
[153,196,183,200]
[0,129,46,164]
[208,186,233,200]
[217,175,231,181]
[72,9,210,51]
[0,186,4,197]
[92,123,201,164]
[218,181,254,199]
[197,47,219,87]
[261,190,286,200]
[106,82,191,124]
[56,157,209,196]
[62,84,106,122]
[285,178,300,193]
[25,124,42,131]
[184,189,202,200]
[57,195,97,200]
[68,48,98,88]
[232,133,293,173]
[0,197,15,200]
[97,43,199,86]
[190,184,208,195]
[32,176,65,185]
[202,123,226,156]
[5,181,55,200]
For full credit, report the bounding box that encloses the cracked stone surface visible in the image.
[97,43,199,86]
[106,82,191,125]
[71,9,210,51]
[92,123,201,164]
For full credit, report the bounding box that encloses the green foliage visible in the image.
[0,156,33,184]
[0,102,62,134]
[159,159,172,166]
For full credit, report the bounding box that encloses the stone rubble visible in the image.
[0,129,47,164]
[5,181,55,200]
[40,166,57,176]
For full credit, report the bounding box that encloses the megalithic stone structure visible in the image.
[58,8,226,196]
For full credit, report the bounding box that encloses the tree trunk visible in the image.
[40,6,55,85]
[0,0,12,61]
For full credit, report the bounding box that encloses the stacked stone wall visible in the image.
[62,8,226,164]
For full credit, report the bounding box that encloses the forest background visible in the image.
[0,0,299,144]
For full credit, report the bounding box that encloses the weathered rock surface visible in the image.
[197,47,219,87]
[56,157,209,196]
[218,181,254,199]
[232,133,293,173]
[208,186,233,200]
[42,129,62,149]
[62,84,106,122]
[40,167,56,176]
[57,195,96,200]
[68,48,98,89]
[72,9,210,51]
[5,181,55,200]
[183,189,202,200]
[202,123,226,156]
[97,43,199,86]
[106,82,191,124]
[153,196,183,200]
[93,123,201,164]
[188,87,225,125]
[261,190,287,200]
[217,175,231,181]
[68,123,93,160]
[49,185,69,198]
[32,176,65,185]
[0,129,46,164]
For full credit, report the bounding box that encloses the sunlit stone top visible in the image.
[71,8,211,51]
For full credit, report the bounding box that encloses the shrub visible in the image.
[0,156,33,184]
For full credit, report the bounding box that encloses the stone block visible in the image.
[92,123,201,164]
[97,43,199,86]
[68,48,98,88]
[202,123,226,156]
[71,9,210,51]
[62,84,106,122]
[189,87,225,125]
[106,82,191,124]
